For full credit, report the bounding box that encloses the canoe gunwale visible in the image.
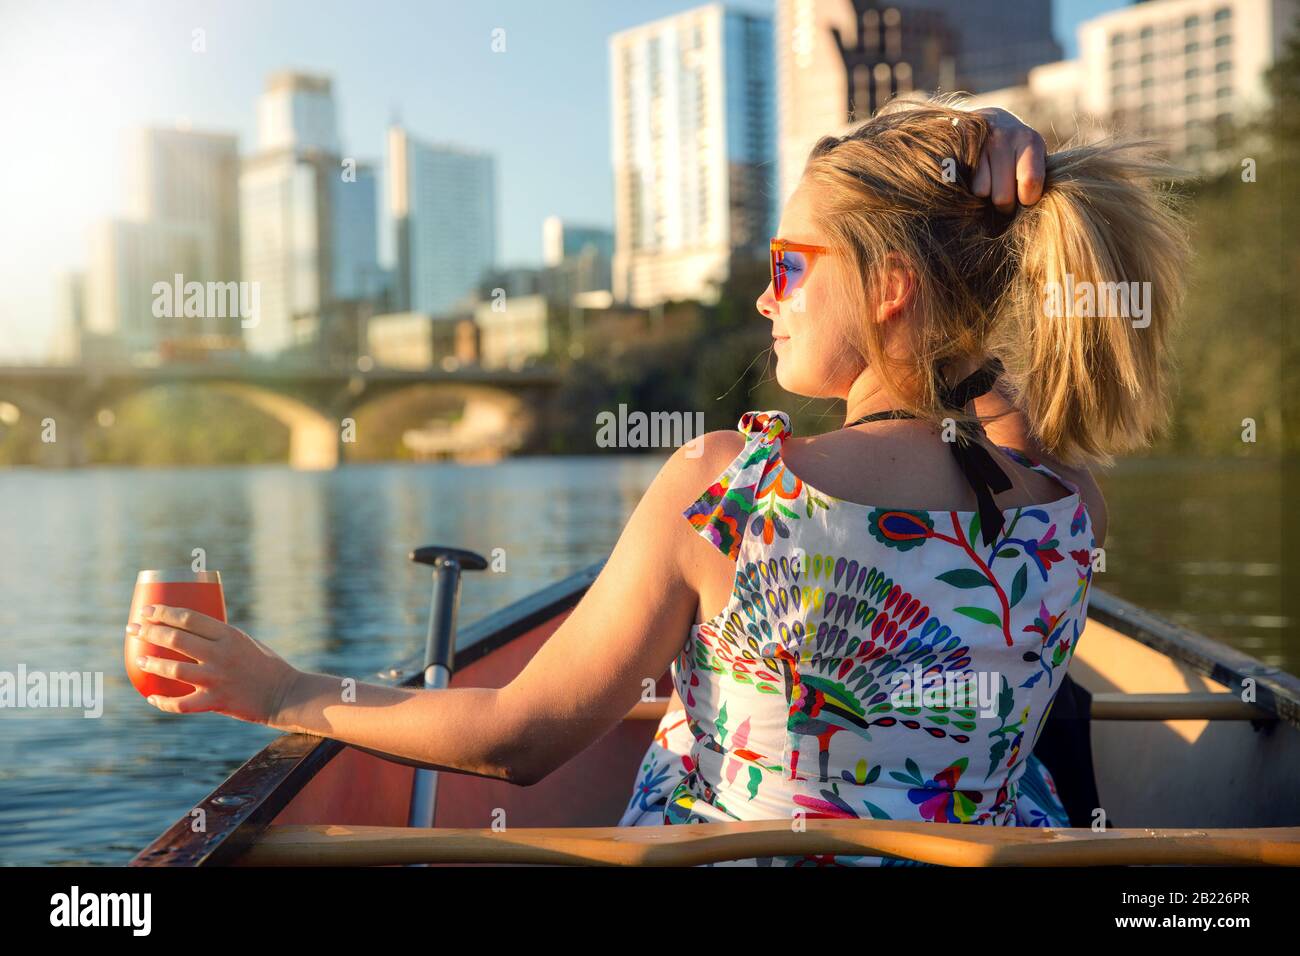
[129,561,1297,866]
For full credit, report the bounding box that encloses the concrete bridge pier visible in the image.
[288,417,343,470]
[216,383,341,471]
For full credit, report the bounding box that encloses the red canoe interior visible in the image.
[270,606,669,830]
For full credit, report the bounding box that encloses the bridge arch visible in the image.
[343,382,534,462]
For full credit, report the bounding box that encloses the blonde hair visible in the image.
[801,97,1191,466]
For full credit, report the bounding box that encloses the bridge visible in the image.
[0,363,561,468]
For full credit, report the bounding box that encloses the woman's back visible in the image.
[619,409,1098,865]
[782,419,1081,517]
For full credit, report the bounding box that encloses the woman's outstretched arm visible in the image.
[134,430,741,786]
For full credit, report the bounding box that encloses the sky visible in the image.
[0,0,1126,360]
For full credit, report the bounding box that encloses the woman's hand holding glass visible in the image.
[130,605,301,726]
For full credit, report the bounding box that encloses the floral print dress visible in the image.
[617,410,1095,866]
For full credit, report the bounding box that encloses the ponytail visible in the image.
[991,143,1191,465]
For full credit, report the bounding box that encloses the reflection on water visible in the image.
[1096,458,1286,665]
[0,454,1289,865]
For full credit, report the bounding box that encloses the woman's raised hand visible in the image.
[971,106,1047,213]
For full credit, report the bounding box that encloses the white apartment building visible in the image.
[968,0,1297,169]
[1079,0,1295,163]
[610,3,775,308]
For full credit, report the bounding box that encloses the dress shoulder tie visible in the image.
[681,410,792,561]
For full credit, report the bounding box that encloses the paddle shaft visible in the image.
[406,556,464,830]
[235,821,1300,867]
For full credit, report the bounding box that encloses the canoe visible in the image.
[130,549,1300,867]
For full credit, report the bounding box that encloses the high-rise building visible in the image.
[127,127,242,286]
[239,150,328,355]
[241,72,381,359]
[966,0,1298,171]
[478,264,545,301]
[1079,0,1295,166]
[332,161,381,302]
[541,217,614,299]
[775,0,1062,203]
[83,125,243,360]
[387,126,497,317]
[84,219,207,360]
[543,217,615,267]
[256,71,341,154]
[52,271,86,364]
[889,0,1061,93]
[610,3,776,308]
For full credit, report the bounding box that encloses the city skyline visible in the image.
[0,0,1137,360]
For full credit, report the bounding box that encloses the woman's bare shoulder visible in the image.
[662,428,745,492]
[781,424,996,509]
[642,428,747,537]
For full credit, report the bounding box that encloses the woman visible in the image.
[131,101,1187,866]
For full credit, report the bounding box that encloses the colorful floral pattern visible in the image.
[620,409,1091,865]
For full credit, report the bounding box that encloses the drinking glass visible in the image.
[125,569,227,699]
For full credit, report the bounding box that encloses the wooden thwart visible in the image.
[624,693,1270,722]
[1090,693,1268,721]
[234,820,1300,867]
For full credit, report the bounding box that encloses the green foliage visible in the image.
[85,387,288,466]
[1155,20,1298,459]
